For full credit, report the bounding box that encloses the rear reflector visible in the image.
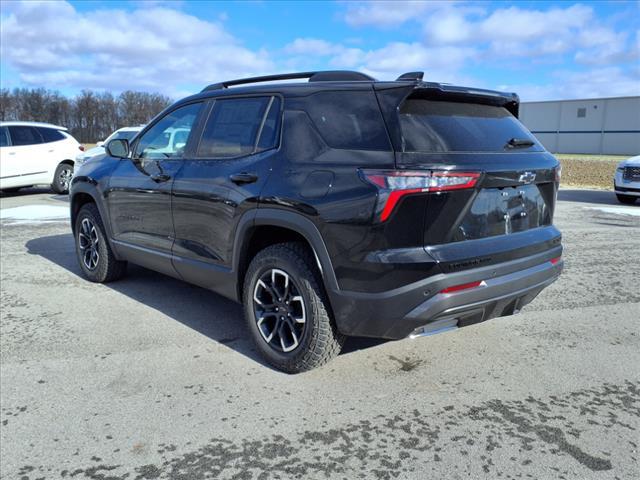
[361,170,481,222]
[550,257,561,265]
[440,280,484,294]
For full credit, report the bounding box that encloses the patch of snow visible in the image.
[0,205,69,224]
[588,206,640,217]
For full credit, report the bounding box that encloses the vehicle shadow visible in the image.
[25,233,386,370]
[0,187,69,203]
[558,188,628,206]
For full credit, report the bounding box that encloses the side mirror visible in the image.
[96,141,104,147]
[106,139,129,158]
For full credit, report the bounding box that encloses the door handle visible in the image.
[150,173,171,183]
[229,172,258,185]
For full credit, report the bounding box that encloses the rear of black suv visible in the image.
[271,79,563,342]
[71,71,562,373]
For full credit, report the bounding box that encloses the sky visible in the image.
[0,0,638,101]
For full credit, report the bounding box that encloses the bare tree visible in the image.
[0,88,173,142]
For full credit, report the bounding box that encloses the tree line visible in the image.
[0,88,173,143]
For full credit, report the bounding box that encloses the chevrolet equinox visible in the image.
[70,71,563,373]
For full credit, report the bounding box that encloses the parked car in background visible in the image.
[71,70,563,373]
[0,121,83,193]
[614,155,640,204]
[75,126,143,167]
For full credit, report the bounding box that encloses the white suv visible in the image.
[0,121,83,194]
[614,155,640,205]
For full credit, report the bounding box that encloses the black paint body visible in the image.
[71,77,563,339]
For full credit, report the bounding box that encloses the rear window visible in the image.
[37,127,66,143]
[304,91,390,151]
[399,100,542,153]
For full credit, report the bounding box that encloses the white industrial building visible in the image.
[519,96,640,156]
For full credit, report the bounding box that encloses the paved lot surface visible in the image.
[1,188,639,480]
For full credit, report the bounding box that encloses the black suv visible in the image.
[70,71,563,373]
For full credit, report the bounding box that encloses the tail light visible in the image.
[361,170,480,222]
[79,145,85,152]
[555,165,562,183]
[440,280,485,294]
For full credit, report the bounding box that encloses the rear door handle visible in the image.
[229,172,258,185]
[150,173,171,183]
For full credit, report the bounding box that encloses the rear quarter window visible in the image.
[399,100,542,153]
[37,127,66,143]
[303,90,390,151]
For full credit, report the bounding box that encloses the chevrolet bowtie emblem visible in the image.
[518,172,536,184]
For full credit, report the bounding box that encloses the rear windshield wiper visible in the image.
[505,138,535,149]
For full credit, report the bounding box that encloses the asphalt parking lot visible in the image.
[1,188,638,480]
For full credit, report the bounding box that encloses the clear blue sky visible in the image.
[1,0,638,101]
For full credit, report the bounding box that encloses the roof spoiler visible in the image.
[202,70,375,92]
[396,71,424,82]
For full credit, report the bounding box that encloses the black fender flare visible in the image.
[69,178,121,259]
[231,208,340,296]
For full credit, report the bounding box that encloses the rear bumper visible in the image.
[329,244,562,339]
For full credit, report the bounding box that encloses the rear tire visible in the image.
[243,242,345,373]
[52,162,73,194]
[75,203,127,283]
[616,193,637,205]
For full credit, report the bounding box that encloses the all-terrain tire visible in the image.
[243,242,346,373]
[74,203,127,283]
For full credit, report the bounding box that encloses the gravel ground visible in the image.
[0,187,639,480]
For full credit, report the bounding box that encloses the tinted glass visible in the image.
[399,100,542,153]
[197,97,270,158]
[111,130,139,142]
[8,126,43,146]
[135,103,202,159]
[0,127,9,147]
[37,127,66,143]
[256,97,281,151]
[304,90,390,151]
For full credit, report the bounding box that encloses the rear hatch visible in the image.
[389,89,561,271]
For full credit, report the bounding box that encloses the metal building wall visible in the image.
[520,97,640,155]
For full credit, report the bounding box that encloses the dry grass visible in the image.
[555,154,626,190]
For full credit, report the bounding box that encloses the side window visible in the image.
[37,127,66,143]
[0,127,10,147]
[256,97,281,151]
[303,90,391,151]
[7,126,43,146]
[197,97,270,158]
[134,102,203,159]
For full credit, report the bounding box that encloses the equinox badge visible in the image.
[518,171,537,184]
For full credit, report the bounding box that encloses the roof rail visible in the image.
[396,71,424,81]
[201,70,375,92]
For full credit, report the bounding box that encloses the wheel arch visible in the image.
[69,183,115,249]
[233,208,339,301]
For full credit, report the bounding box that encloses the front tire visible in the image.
[243,242,345,373]
[52,162,73,194]
[75,203,127,283]
[616,193,637,205]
